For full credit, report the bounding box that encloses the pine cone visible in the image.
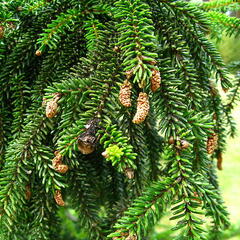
[207,132,218,154]
[56,164,69,174]
[0,25,4,39]
[35,50,42,56]
[52,151,68,174]
[125,68,134,80]
[126,234,137,240]
[180,140,190,149]
[52,151,62,168]
[46,101,58,118]
[124,168,134,179]
[45,94,61,118]
[132,92,149,124]
[54,190,65,206]
[150,68,161,92]
[119,80,132,107]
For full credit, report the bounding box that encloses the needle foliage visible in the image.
[0,0,238,239]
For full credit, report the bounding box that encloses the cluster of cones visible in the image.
[119,68,161,124]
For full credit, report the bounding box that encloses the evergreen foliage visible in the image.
[199,0,240,138]
[0,0,238,239]
[197,0,240,38]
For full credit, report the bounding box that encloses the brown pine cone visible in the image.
[45,94,61,118]
[150,68,161,92]
[126,235,137,240]
[77,136,96,154]
[124,168,134,179]
[46,100,58,118]
[125,68,134,80]
[56,164,69,174]
[52,151,68,174]
[0,25,4,39]
[119,80,132,107]
[35,50,42,56]
[54,190,65,206]
[207,132,218,154]
[132,92,149,124]
[180,140,190,149]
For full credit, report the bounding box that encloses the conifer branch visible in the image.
[108,177,174,239]
[225,73,240,109]
[68,165,106,239]
[152,0,232,89]
[114,0,159,88]
[27,184,59,240]
[19,0,51,15]
[37,8,79,51]
[0,1,236,239]
[144,109,163,181]
[207,11,240,37]
[200,0,240,11]
[0,111,48,231]
[152,60,188,139]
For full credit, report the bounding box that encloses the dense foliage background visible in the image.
[0,0,240,240]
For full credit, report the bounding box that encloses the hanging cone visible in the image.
[52,151,68,174]
[124,168,134,179]
[207,132,218,154]
[119,80,132,107]
[35,50,42,56]
[150,68,161,92]
[77,119,100,155]
[132,92,149,124]
[126,234,137,240]
[180,140,190,149]
[45,94,61,118]
[54,190,65,206]
[0,25,4,39]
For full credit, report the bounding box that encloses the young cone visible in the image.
[124,168,134,179]
[119,80,132,107]
[54,190,65,206]
[132,92,149,124]
[52,151,68,174]
[207,132,218,154]
[150,68,161,92]
[35,50,42,56]
[0,25,4,39]
[126,234,137,240]
[45,94,61,118]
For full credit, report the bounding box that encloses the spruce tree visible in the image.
[0,0,238,239]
